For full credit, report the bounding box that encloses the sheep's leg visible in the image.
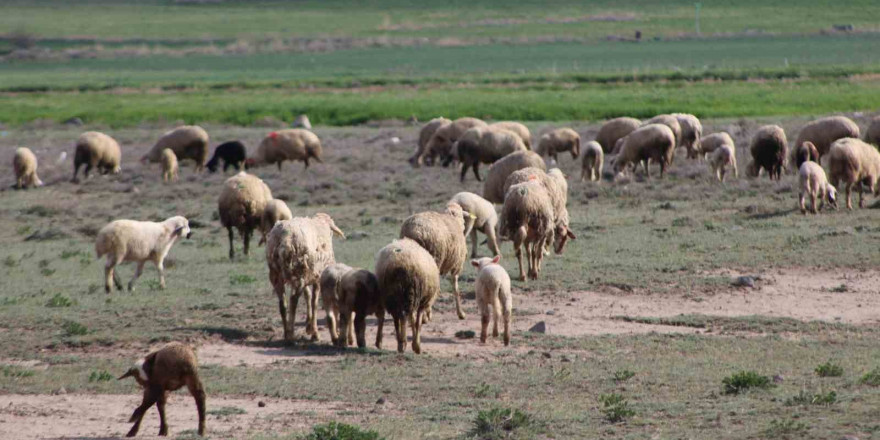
[71,163,81,183]
[104,259,117,294]
[243,229,251,256]
[186,377,207,437]
[411,312,422,354]
[84,163,92,179]
[325,305,339,346]
[580,167,586,182]
[394,315,406,353]
[513,228,526,282]
[799,192,807,214]
[470,227,479,258]
[810,192,818,214]
[858,182,865,208]
[478,296,490,343]
[346,314,355,346]
[156,391,169,436]
[126,387,159,437]
[485,225,501,257]
[288,289,301,341]
[128,261,145,292]
[353,310,366,348]
[502,297,511,346]
[156,260,166,289]
[452,274,466,320]
[473,162,482,182]
[308,285,319,340]
[492,295,501,338]
[845,183,854,210]
[227,227,235,260]
[459,161,470,182]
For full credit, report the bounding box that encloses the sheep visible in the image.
[792,141,820,170]
[864,116,880,146]
[337,268,384,349]
[13,147,43,189]
[408,117,450,167]
[612,123,676,178]
[747,125,788,180]
[707,144,737,182]
[72,131,121,183]
[449,191,501,258]
[500,180,555,281]
[266,213,345,341]
[798,161,838,214]
[794,116,860,159]
[206,141,247,173]
[258,199,293,246]
[319,263,355,347]
[482,151,546,204]
[470,255,512,345]
[595,117,641,153]
[456,125,527,182]
[827,138,880,210]
[502,167,576,255]
[161,149,179,183]
[218,172,273,260]
[248,129,323,170]
[489,121,532,149]
[671,113,703,159]
[117,342,206,438]
[580,140,603,182]
[375,238,440,354]
[644,115,682,154]
[399,202,475,320]
[95,216,192,293]
[537,128,581,162]
[700,132,735,155]
[141,126,210,172]
[292,114,312,129]
[425,117,487,166]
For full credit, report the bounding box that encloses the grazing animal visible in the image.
[707,144,737,182]
[160,149,179,183]
[449,191,501,258]
[470,255,512,345]
[794,116,860,159]
[249,129,323,170]
[142,126,210,172]
[482,151,546,204]
[455,125,527,182]
[258,199,293,246]
[73,131,122,182]
[218,172,273,259]
[500,180,555,281]
[644,115,683,154]
[425,117,487,167]
[747,125,788,180]
[13,147,43,189]
[409,117,451,167]
[338,268,384,349]
[489,121,532,149]
[700,132,735,155]
[580,140,604,182]
[798,161,838,214]
[671,113,703,159]
[827,137,880,210]
[319,263,355,347]
[595,117,641,153]
[792,141,820,170]
[612,124,676,178]
[206,141,247,173]
[537,128,581,162]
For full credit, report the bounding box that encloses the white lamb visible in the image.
[470,255,512,346]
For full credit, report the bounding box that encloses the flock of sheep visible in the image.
[8,112,880,437]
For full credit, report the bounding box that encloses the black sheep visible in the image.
[206,141,247,173]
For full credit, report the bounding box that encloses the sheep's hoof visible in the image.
[456,312,467,320]
[310,334,318,342]
[128,285,135,292]
[105,286,111,294]
[519,276,527,282]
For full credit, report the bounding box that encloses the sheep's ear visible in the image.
[471,259,480,268]
[173,226,186,236]
[118,368,138,381]
[491,255,501,264]
[566,229,577,239]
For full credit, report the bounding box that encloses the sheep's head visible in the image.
[167,216,192,239]
[307,141,323,163]
[316,213,345,239]
[553,224,576,254]
[447,202,475,237]
[825,183,839,209]
[118,358,149,388]
[470,255,501,271]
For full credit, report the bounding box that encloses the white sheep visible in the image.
[580,140,603,182]
[502,167,576,255]
[13,147,43,189]
[470,255,512,346]
[449,191,501,258]
[798,161,838,214]
[612,124,676,178]
[794,116,860,159]
[319,263,355,347]
[258,199,293,246]
[700,132,735,155]
[707,144,737,182]
[337,268,384,349]
[644,115,683,154]
[218,172,273,259]
[827,138,880,210]
[161,148,179,183]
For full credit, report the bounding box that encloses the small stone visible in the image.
[542,352,552,359]
[731,276,755,288]
[376,397,386,405]
[546,310,556,316]
[772,374,784,384]
[529,321,547,334]
[258,401,266,408]
[840,436,859,440]
[56,387,66,395]
[63,117,84,126]
[560,355,571,362]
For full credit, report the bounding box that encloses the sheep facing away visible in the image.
[258,199,293,246]
[95,216,192,293]
[489,121,532,150]
[142,126,210,172]
[502,167,576,256]
[206,141,247,173]
[792,141,820,170]
[827,138,880,210]
[337,268,384,349]
[643,115,683,154]
[320,263,355,347]
[266,213,345,341]
[375,238,440,354]
[707,144,737,182]
[700,132,735,155]
[73,131,122,183]
[580,140,603,182]
[249,129,323,170]
[161,149,179,183]
[595,117,641,153]
[426,117,487,167]
[537,128,581,162]
[500,180,555,281]
[747,125,788,180]
[612,123,676,178]
[449,191,501,258]
[455,125,527,182]
[218,172,273,260]
[483,151,547,204]
[799,161,838,214]
[13,147,43,189]
[794,116,860,159]
[470,255,512,346]
[117,342,206,437]
[409,117,451,167]
[671,113,703,159]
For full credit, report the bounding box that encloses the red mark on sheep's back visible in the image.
[269,131,278,140]
[528,175,538,181]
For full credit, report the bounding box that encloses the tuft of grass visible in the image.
[1,365,36,379]
[229,274,257,285]
[455,330,476,339]
[473,383,499,399]
[207,406,246,416]
[815,361,844,378]
[62,320,88,336]
[304,421,382,440]
[612,369,636,383]
[599,393,635,424]
[764,419,808,437]
[3,256,18,268]
[88,370,113,382]
[860,367,880,386]
[722,371,774,395]
[470,407,533,440]
[785,389,837,406]
[45,293,73,308]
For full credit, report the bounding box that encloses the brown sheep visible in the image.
[580,141,603,182]
[644,115,683,154]
[612,124,676,178]
[409,117,450,167]
[73,131,122,182]
[249,129,323,170]
[500,179,555,281]
[490,121,532,149]
[671,113,703,159]
[537,128,581,162]
[747,125,788,180]
[141,126,209,172]
[456,125,527,182]
[595,117,641,153]
[337,268,385,349]
[426,117,487,167]
[482,151,546,204]
[827,138,880,210]
[794,116,860,159]
[218,172,273,260]
[792,141,820,170]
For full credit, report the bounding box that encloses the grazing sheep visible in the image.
[456,125,527,182]
[13,147,42,189]
[337,268,384,349]
[450,191,501,257]
[118,342,206,438]
[595,117,641,153]
[700,132,735,155]
[161,149,179,183]
[249,129,323,170]
[644,115,683,153]
[827,138,880,210]
[266,213,345,341]
[375,238,440,354]
[399,202,475,320]
[319,263,355,347]
[141,126,210,172]
[707,144,737,182]
[489,121,532,149]
[502,167,576,255]
[671,113,703,159]
[798,161,838,214]
[72,131,121,182]
[747,125,788,180]
[409,117,450,167]
[425,117,487,167]
[537,128,581,162]
[95,216,192,293]
[206,141,247,173]
[470,255,512,345]
[292,114,312,129]
[864,116,880,146]
[258,199,293,246]
[500,180,555,281]
[612,124,676,178]
[794,116,860,159]
[218,172,273,260]
[580,141,604,182]
[482,151,546,204]
[792,141,820,170]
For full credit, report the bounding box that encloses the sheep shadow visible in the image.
[178,325,250,341]
[742,206,798,220]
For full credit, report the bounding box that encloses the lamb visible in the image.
[337,268,384,349]
[644,115,683,153]
[595,117,641,153]
[449,191,501,257]
[206,141,247,173]
[95,216,192,293]
[455,125,527,182]
[424,117,487,166]
[248,129,323,170]
[798,161,838,214]
[794,116,860,159]
[375,238,440,354]
[671,113,703,159]
[482,151,546,204]
[266,213,345,341]
[580,140,604,182]
[500,180,555,281]
[470,255,512,345]
[700,132,735,155]
[827,138,880,210]
[161,149,179,183]
[707,145,737,182]
[399,202,475,320]
[72,131,121,182]
[319,263,355,347]
[502,167,576,255]
[141,126,210,172]
[408,117,450,167]
[612,123,676,178]
[258,199,293,246]
[489,121,532,149]
[218,172,273,260]
[747,125,788,180]
[864,116,880,146]
[792,141,820,170]
[13,147,43,189]
[537,128,581,162]
[117,342,206,437]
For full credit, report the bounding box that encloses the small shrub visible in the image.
[46,293,73,308]
[3,256,17,267]
[470,407,533,440]
[304,421,383,440]
[722,370,773,395]
[785,389,837,406]
[40,267,56,277]
[599,393,634,423]
[613,369,636,382]
[1,365,35,378]
[60,249,84,259]
[207,406,246,416]
[815,361,844,377]
[473,383,499,398]
[88,370,113,382]
[145,280,162,291]
[63,320,88,336]
[860,367,880,386]
[229,274,257,285]
[455,330,476,339]
[764,419,807,437]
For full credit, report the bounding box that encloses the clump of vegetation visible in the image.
[46,293,74,308]
[599,393,635,423]
[207,406,246,416]
[785,389,837,406]
[88,370,113,382]
[455,330,476,339]
[764,419,807,437]
[722,371,774,395]
[304,421,383,440]
[815,361,844,377]
[860,367,880,386]
[613,369,636,382]
[229,274,257,285]
[63,320,88,336]
[3,256,18,268]
[2,365,35,379]
[470,407,533,440]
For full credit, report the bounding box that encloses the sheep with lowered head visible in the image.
[612,123,676,178]
[319,263,355,347]
[483,150,546,204]
[425,117,487,167]
[249,129,323,170]
[266,213,345,341]
[259,198,293,246]
[206,141,247,173]
[337,268,384,349]
[409,117,450,167]
[375,238,440,354]
[746,125,788,180]
[13,147,43,189]
[537,128,581,162]
[580,140,603,182]
[707,145,737,182]
[798,161,837,214]
[827,137,880,210]
[218,172,273,260]
[864,116,880,146]
[118,342,206,437]
[595,117,641,153]
[470,255,512,346]
[72,131,121,182]
[489,121,532,149]
[502,167,576,255]
[700,132,735,155]
[794,116,860,159]
[142,126,210,172]
[671,113,703,159]
[500,179,555,281]
[95,216,191,293]
[450,191,501,258]
[456,125,527,182]
[792,141,820,170]
[644,115,682,154]
[161,149,179,183]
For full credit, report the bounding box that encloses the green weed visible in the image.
[722,371,774,395]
